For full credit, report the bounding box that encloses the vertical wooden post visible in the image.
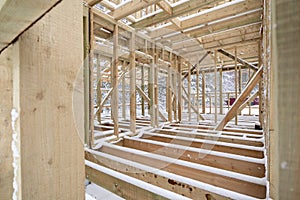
[89,8,95,146]
[196,65,199,121]
[130,32,136,134]
[149,43,155,127]
[141,64,145,116]
[172,56,177,121]
[188,63,191,120]
[83,8,90,146]
[227,93,230,110]
[167,52,172,122]
[202,71,206,114]
[154,47,159,126]
[122,60,126,119]
[178,57,182,122]
[7,0,85,198]
[258,42,263,125]
[219,67,223,114]
[96,54,102,123]
[209,94,212,114]
[112,25,119,137]
[234,47,238,125]
[214,51,218,123]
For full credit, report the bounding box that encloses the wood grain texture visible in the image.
[273,0,300,199]
[0,43,15,200]
[18,0,84,198]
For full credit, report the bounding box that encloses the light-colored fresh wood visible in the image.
[214,51,218,123]
[188,63,191,120]
[17,0,84,198]
[112,24,119,137]
[130,32,136,134]
[216,66,263,131]
[0,43,16,200]
[0,0,61,52]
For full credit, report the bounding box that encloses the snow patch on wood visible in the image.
[11,108,19,200]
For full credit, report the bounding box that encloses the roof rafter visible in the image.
[112,0,162,20]
[132,0,224,28]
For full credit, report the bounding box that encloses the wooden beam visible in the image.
[111,0,162,20]
[218,49,258,71]
[132,0,224,28]
[136,86,167,122]
[214,51,218,123]
[87,0,103,6]
[130,32,136,134]
[238,91,259,113]
[188,63,191,120]
[182,52,210,80]
[182,86,204,120]
[96,54,102,123]
[122,61,126,119]
[167,52,172,122]
[112,25,119,137]
[157,0,172,15]
[178,57,182,122]
[202,71,206,114]
[0,0,62,53]
[149,0,261,39]
[215,66,263,131]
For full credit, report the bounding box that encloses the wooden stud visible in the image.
[202,71,206,114]
[234,47,238,125]
[122,61,126,119]
[130,32,136,134]
[96,54,102,123]
[214,51,218,123]
[141,65,145,116]
[188,63,191,120]
[178,57,182,122]
[219,67,223,114]
[112,24,119,137]
[196,65,200,121]
[167,52,172,122]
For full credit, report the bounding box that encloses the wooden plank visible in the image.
[122,61,126,119]
[196,65,200,121]
[87,0,103,6]
[132,0,224,28]
[214,51,218,123]
[141,65,145,116]
[150,0,261,39]
[96,54,102,123]
[112,25,119,137]
[0,42,15,200]
[178,57,182,122]
[167,52,172,122]
[273,0,300,198]
[85,161,170,200]
[157,0,172,15]
[130,32,136,134]
[89,8,95,147]
[202,71,206,114]
[0,0,62,53]
[182,87,205,120]
[111,0,162,20]
[215,66,263,131]
[95,145,265,199]
[238,91,259,113]
[122,138,265,178]
[17,0,84,198]
[218,49,258,71]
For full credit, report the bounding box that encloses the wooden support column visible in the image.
[272,0,300,198]
[196,65,199,121]
[89,8,95,146]
[0,0,85,198]
[122,61,126,119]
[234,47,238,125]
[258,42,263,125]
[188,63,191,120]
[167,52,172,122]
[178,57,182,122]
[154,47,159,127]
[112,25,119,137]
[83,8,90,146]
[172,56,177,122]
[141,65,145,116]
[219,67,223,114]
[129,32,136,134]
[96,54,102,123]
[149,43,155,127]
[214,51,218,123]
[201,71,206,114]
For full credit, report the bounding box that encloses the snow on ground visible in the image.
[86,182,125,200]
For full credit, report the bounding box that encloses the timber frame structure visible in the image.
[0,0,299,200]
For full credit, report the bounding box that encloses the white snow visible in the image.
[86,182,124,200]
[11,108,19,200]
